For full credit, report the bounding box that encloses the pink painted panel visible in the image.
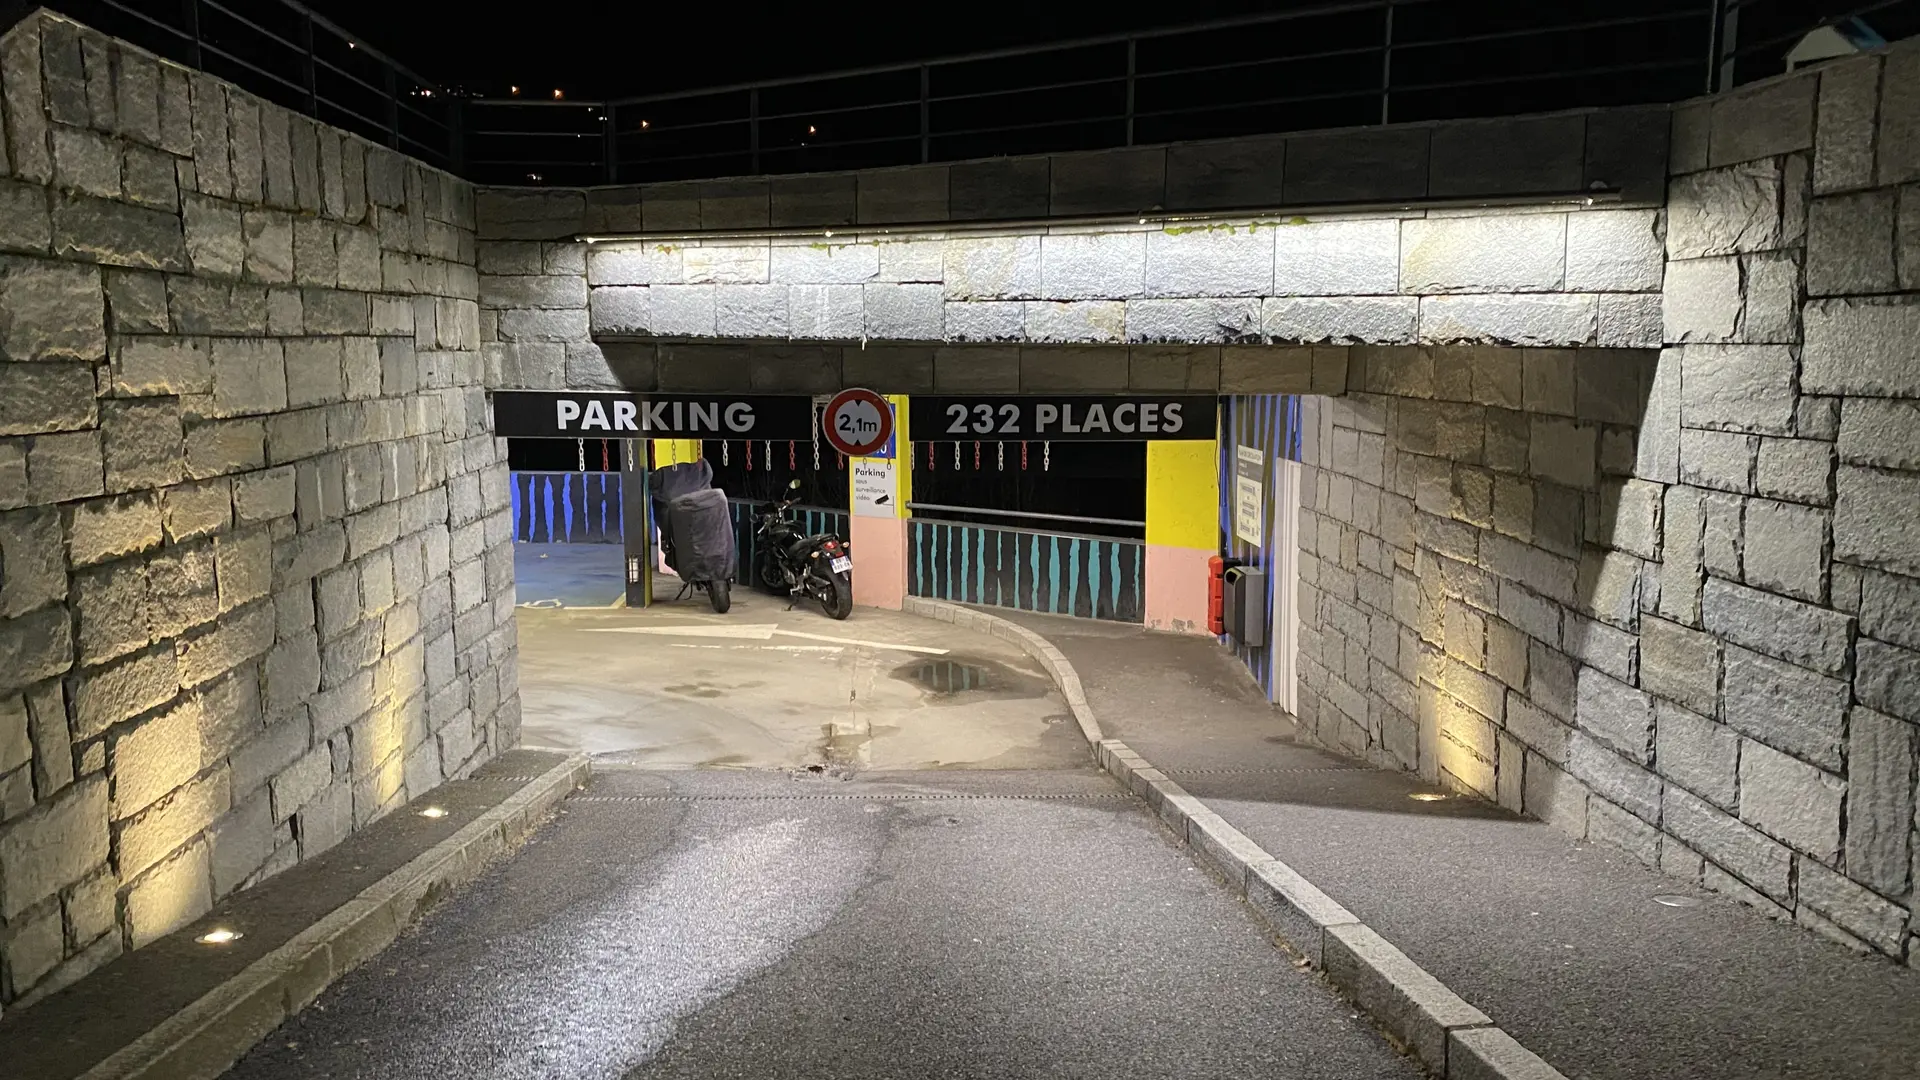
[1144,544,1213,635]
[850,516,907,610]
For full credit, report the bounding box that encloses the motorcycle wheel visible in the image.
[818,572,852,620]
[709,580,731,614]
[756,555,786,595]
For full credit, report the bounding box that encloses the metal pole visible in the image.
[605,102,619,184]
[1706,0,1730,94]
[1125,39,1137,145]
[748,88,760,174]
[300,13,318,116]
[919,65,930,164]
[1380,0,1393,124]
[181,0,201,69]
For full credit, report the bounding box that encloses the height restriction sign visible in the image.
[822,388,894,457]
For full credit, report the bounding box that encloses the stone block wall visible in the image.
[1293,42,1920,965]
[0,12,512,1012]
[475,207,1665,382]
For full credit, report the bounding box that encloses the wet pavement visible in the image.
[1003,610,1920,1080]
[516,590,1084,771]
[219,768,1423,1080]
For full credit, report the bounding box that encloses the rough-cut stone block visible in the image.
[1738,738,1843,858]
[1803,296,1920,396]
[1284,127,1429,203]
[1815,54,1880,193]
[1048,148,1163,216]
[1663,784,1792,902]
[945,301,1024,342]
[1020,300,1124,347]
[1807,190,1896,297]
[51,191,187,270]
[1655,701,1739,809]
[1754,437,1833,507]
[1667,162,1783,259]
[27,429,106,504]
[67,491,164,570]
[1839,398,1920,471]
[1710,73,1815,166]
[942,236,1039,301]
[769,242,877,286]
[1835,466,1920,578]
[684,245,769,285]
[1124,297,1258,344]
[948,157,1050,221]
[52,126,120,198]
[1142,227,1272,297]
[1845,706,1916,895]
[0,177,54,253]
[1567,732,1660,823]
[713,285,788,338]
[1877,45,1920,185]
[1703,574,1848,675]
[1639,615,1720,716]
[1271,217,1399,296]
[1429,114,1584,197]
[1565,209,1664,292]
[1262,296,1418,345]
[1662,256,1741,343]
[1679,344,1796,434]
[1419,294,1596,346]
[101,397,184,494]
[0,255,106,361]
[588,286,648,336]
[864,283,942,341]
[1741,497,1826,603]
[1039,232,1145,300]
[1856,638,1920,724]
[1164,136,1285,211]
[1679,428,1756,493]
[1722,643,1846,770]
[855,167,946,224]
[769,173,855,227]
[1736,250,1801,345]
[788,284,863,340]
[474,188,583,241]
[1401,214,1566,294]
[0,362,97,437]
[586,243,678,287]
[0,507,67,617]
[1,22,52,184]
[71,645,179,739]
[0,776,108,919]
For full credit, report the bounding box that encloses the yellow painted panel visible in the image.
[850,395,911,519]
[652,439,701,466]
[1146,438,1220,551]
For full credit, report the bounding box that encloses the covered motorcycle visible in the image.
[650,459,736,613]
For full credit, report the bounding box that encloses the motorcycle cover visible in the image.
[659,487,737,584]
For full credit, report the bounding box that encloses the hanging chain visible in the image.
[576,437,585,472]
[1043,441,1051,471]
[928,442,935,470]
[1020,441,1028,470]
[722,440,729,465]
[811,406,822,470]
[973,441,981,470]
[837,451,845,470]
[997,441,1004,471]
[788,440,796,469]
[953,441,960,469]
[601,441,609,471]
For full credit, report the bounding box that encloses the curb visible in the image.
[77,753,592,1080]
[905,598,1568,1080]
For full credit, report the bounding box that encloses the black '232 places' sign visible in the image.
[915,396,1218,441]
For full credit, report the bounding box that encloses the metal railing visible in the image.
[24,0,1911,188]
[36,0,458,171]
[904,502,1146,531]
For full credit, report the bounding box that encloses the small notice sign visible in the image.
[1235,444,1264,546]
[852,458,896,519]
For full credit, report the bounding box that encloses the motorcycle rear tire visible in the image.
[819,572,852,620]
[756,555,786,595]
[709,580,731,614]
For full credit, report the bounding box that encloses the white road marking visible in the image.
[773,629,950,655]
[760,645,844,652]
[666,643,727,649]
[585,624,779,639]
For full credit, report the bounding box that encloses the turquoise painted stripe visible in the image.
[976,528,986,604]
[1031,536,1040,611]
[1046,536,1060,614]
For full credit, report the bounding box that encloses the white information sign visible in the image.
[1234,444,1265,546]
[852,458,896,518]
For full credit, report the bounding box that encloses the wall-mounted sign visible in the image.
[1234,444,1265,546]
[915,395,1217,441]
[492,391,814,440]
[851,458,897,518]
[823,388,895,457]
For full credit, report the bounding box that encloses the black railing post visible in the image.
[300,12,318,117]
[1380,0,1394,124]
[918,65,930,163]
[748,88,760,173]
[1706,0,1728,93]
[1124,39,1136,145]
[181,0,201,69]
[606,102,620,184]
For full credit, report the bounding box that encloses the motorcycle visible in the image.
[755,479,853,620]
[650,459,736,614]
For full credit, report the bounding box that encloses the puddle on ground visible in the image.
[900,658,994,694]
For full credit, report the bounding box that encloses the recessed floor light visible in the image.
[1408,792,1447,802]
[196,929,242,945]
[418,806,448,819]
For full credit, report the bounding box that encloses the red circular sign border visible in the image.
[822,388,894,457]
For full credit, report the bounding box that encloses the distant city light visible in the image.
[808,124,817,134]
[511,85,520,95]
[528,173,543,182]
[640,120,650,129]
[347,41,356,49]
[553,88,564,99]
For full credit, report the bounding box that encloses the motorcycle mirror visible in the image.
[787,479,802,490]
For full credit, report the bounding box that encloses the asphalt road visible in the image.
[222,768,1421,1080]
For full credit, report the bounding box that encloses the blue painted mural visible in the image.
[511,472,623,544]
[908,519,1144,622]
[1218,395,1303,700]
